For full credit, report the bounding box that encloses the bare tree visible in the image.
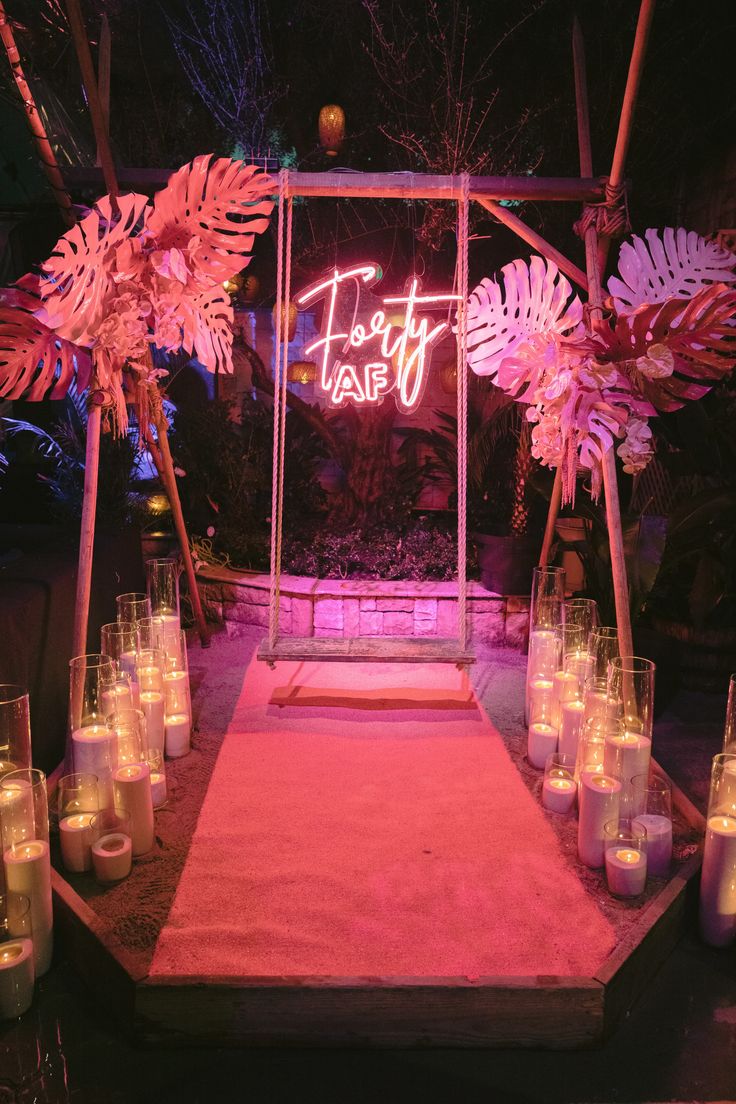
[165,0,280,156]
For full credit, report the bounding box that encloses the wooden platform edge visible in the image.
[133,974,605,1049]
[257,636,476,665]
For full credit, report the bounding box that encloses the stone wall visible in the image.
[197,565,530,649]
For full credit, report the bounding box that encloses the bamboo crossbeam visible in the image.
[477,197,588,292]
[0,2,75,228]
[64,166,607,204]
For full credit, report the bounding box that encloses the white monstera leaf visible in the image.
[465,256,584,399]
[608,227,736,315]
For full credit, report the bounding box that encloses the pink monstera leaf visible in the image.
[0,274,91,400]
[179,284,235,376]
[466,256,584,400]
[602,283,736,412]
[607,228,736,315]
[40,193,150,347]
[144,155,274,284]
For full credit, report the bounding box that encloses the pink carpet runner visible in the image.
[151,657,616,979]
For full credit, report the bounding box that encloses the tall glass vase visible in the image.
[526,566,566,723]
[0,686,32,778]
[699,752,736,947]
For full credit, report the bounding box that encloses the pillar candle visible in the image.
[528,629,559,675]
[542,776,576,814]
[699,814,736,947]
[100,682,132,717]
[0,779,34,849]
[632,813,672,877]
[605,845,647,897]
[59,813,96,874]
[159,614,182,656]
[604,731,652,796]
[163,670,190,715]
[578,773,621,868]
[527,722,558,770]
[150,771,167,808]
[552,670,579,729]
[165,714,191,759]
[0,938,34,1018]
[139,691,165,755]
[527,676,554,720]
[91,832,132,883]
[118,651,137,680]
[113,764,154,856]
[3,840,53,976]
[71,726,114,810]
[566,651,596,691]
[558,698,585,760]
[137,665,163,694]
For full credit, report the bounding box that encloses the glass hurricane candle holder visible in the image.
[724,673,736,752]
[116,592,151,626]
[90,810,132,884]
[0,893,33,1019]
[145,748,167,809]
[590,627,620,680]
[106,708,147,768]
[630,772,673,878]
[699,752,736,947]
[576,715,623,783]
[607,656,655,743]
[526,567,565,723]
[100,622,138,682]
[146,557,181,622]
[582,676,622,727]
[1,769,52,976]
[604,819,648,897]
[69,655,117,734]
[56,773,99,874]
[137,615,168,653]
[542,752,577,814]
[0,686,32,778]
[136,648,165,695]
[564,598,598,646]
[163,629,191,712]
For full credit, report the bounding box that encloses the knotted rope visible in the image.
[574,179,630,240]
[455,173,470,652]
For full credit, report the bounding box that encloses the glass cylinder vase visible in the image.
[0,769,52,976]
[699,751,736,947]
[0,686,32,778]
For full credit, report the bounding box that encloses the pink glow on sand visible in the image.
[151,659,616,980]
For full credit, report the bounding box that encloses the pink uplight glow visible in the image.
[295,264,461,411]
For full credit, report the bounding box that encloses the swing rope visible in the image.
[456,173,470,652]
[268,169,291,650]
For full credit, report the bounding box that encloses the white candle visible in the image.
[159,613,182,649]
[528,629,559,675]
[578,773,622,868]
[527,722,558,770]
[632,813,672,877]
[605,845,647,897]
[150,771,167,808]
[91,832,132,883]
[542,775,576,814]
[0,779,34,849]
[3,840,53,976]
[101,681,133,717]
[165,714,191,759]
[552,670,579,729]
[162,670,190,715]
[71,725,114,810]
[59,813,96,874]
[699,814,736,947]
[113,764,154,856]
[118,650,138,680]
[585,690,619,723]
[558,698,585,760]
[137,665,163,693]
[0,939,34,1018]
[139,691,165,755]
[604,731,652,796]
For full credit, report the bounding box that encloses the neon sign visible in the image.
[294,264,460,412]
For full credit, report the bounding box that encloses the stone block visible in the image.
[436,599,458,636]
[505,610,529,650]
[291,597,314,637]
[414,618,437,637]
[343,598,361,638]
[506,595,531,616]
[313,598,344,631]
[470,608,506,646]
[203,600,223,624]
[414,598,438,619]
[360,598,376,612]
[224,619,251,639]
[314,624,341,638]
[382,611,413,635]
[359,611,383,636]
[225,599,269,626]
[376,599,414,612]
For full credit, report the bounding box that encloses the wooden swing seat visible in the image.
[257,636,475,667]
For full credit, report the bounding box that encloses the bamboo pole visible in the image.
[574,17,635,661]
[539,469,562,568]
[65,0,119,211]
[0,2,75,228]
[71,394,104,657]
[151,405,209,647]
[475,197,588,292]
[95,14,111,169]
[598,0,657,271]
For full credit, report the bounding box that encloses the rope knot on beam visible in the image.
[574,178,630,241]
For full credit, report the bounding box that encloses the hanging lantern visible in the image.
[439,359,458,393]
[241,273,260,302]
[287,360,317,385]
[318,104,345,157]
[272,301,299,342]
[222,273,244,298]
